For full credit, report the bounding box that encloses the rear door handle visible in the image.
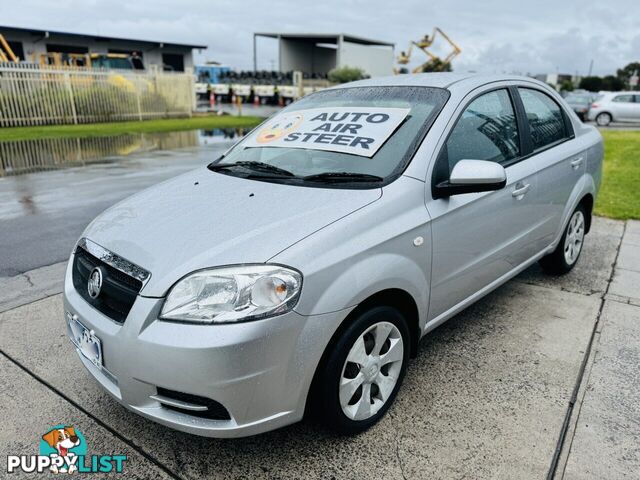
[512,183,530,198]
[571,157,584,169]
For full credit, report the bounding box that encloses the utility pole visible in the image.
[587,59,594,77]
[253,34,257,73]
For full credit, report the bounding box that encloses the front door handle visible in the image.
[571,157,584,169]
[512,183,530,198]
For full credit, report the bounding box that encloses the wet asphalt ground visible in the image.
[0,143,228,277]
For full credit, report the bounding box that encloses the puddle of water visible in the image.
[0,128,248,178]
[199,127,249,145]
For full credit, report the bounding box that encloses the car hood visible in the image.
[82,168,381,297]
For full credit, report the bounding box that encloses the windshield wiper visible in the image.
[302,172,384,183]
[208,161,295,177]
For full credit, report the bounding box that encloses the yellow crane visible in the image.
[0,33,19,62]
[396,28,461,73]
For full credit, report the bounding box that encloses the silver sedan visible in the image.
[588,91,640,125]
[64,73,603,437]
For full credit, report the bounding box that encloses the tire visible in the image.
[539,204,587,275]
[596,112,612,126]
[313,305,410,435]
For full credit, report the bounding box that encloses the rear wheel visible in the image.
[539,205,586,275]
[596,112,612,126]
[313,306,410,434]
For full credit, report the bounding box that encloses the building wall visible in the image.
[280,39,311,72]
[0,29,194,71]
[312,46,337,74]
[279,38,337,74]
[278,37,393,76]
[533,73,581,90]
[339,41,393,77]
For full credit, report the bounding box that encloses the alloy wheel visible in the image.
[564,210,585,265]
[339,321,404,421]
[596,113,611,126]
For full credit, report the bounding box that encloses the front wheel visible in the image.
[313,306,410,434]
[539,205,586,275]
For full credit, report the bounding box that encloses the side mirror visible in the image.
[433,159,507,198]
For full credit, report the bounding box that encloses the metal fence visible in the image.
[0,63,195,127]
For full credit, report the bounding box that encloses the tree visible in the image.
[419,58,453,73]
[616,62,640,90]
[602,75,625,91]
[579,63,637,92]
[580,74,625,92]
[559,80,574,92]
[328,66,366,84]
[579,76,603,91]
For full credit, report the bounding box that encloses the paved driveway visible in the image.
[1,218,639,479]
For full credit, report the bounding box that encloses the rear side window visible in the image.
[612,94,634,103]
[439,89,520,175]
[518,88,567,151]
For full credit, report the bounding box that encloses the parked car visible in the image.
[588,91,640,126]
[64,73,603,438]
[564,92,597,121]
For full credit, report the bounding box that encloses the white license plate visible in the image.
[66,312,103,369]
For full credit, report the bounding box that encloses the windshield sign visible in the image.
[211,86,450,188]
[243,107,410,158]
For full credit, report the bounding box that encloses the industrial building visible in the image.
[0,25,205,71]
[253,33,394,77]
[534,73,580,88]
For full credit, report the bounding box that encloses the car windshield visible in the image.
[209,86,449,188]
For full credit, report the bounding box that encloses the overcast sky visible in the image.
[3,0,639,76]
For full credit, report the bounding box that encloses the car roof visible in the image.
[328,73,548,92]
[602,91,636,96]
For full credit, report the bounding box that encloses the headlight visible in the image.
[160,265,302,324]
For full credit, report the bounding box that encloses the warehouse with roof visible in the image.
[253,33,395,77]
[0,25,206,71]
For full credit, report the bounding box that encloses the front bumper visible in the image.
[63,259,349,438]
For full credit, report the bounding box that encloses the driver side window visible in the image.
[434,89,520,185]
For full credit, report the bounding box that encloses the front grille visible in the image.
[72,246,143,323]
[156,387,231,421]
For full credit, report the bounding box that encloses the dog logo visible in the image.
[40,426,84,474]
[256,113,304,143]
[87,267,103,299]
[7,424,127,474]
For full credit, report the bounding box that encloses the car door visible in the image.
[517,87,583,245]
[426,87,544,322]
[633,95,640,121]
[611,94,636,121]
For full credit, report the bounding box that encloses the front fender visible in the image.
[294,252,429,328]
[271,176,431,330]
